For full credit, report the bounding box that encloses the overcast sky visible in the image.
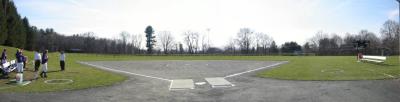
[14,0,399,48]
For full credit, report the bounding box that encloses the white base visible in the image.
[169,79,194,90]
[205,77,234,88]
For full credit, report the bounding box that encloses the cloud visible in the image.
[14,0,394,47]
[388,9,399,20]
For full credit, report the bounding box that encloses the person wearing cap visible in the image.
[15,49,24,73]
[40,50,49,78]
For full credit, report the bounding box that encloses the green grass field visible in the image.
[256,56,400,80]
[0,45,399,92]
[0,46,127,93]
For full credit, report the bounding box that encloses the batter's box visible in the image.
[205,77,235,88]
[169,79,194,90]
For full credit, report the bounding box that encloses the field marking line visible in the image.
[44,79,74,84]
[383,73,395,78]
[168,80,173,90]
[224,61,289,78]
[365,69,395,78]
[78,61,172,82]
[0,85,17,90]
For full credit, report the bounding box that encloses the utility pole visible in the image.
[397,0,400,62]
[397,0,400,20]
[206,28,210,53]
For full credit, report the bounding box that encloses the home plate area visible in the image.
[81,60,287,91]
[169,78,234,90]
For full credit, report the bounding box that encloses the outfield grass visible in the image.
[65,54,400,80]
[0,45,399,92]
[256,56,400,80]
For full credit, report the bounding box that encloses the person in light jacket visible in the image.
[59,51,66,71]
[40,50,48,78]
[34,51,41,72]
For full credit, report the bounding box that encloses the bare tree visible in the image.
[201,28,211,54]
[341,33,357,54]
[183,31,199,54]
[235,28,253,54]
[308,31,328,53]
[357,30,381,54]
[201,33,208,54]
[309,31,328,48]
[158,31,174,54]
[225,37,237,54]
[119,31,130,54]
[131,33,143,54]
[194,35,199,54]
[260,33,273,54]
[254,32,263,53]
[380,20,400,54]
[331,34,343,47]
[253,32,272,54]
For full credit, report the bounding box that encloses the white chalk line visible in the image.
[383,73,395,78]
[211,84,235,88]
[44,79,74,84]
[224,61,289,78]
[366,69,395,78]
[0,85,17,90]
[168,80,174,90]
[78,62,172,82]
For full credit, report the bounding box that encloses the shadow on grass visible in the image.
[0,75,9,79]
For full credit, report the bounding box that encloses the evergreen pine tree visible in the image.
[269,41,279,54]
[0,0,8,44]
[145,25,156,54]
[23,17,34,50]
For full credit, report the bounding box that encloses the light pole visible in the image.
[397,0,400,62]
[397,0,400,22]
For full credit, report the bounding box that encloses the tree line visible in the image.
[0,0,399,56]
[304,21,399,56]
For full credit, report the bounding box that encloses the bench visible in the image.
[360,55,386,63]
[1,60,17,73]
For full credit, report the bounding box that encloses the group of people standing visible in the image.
[0,48,66,79]
[33,50,49,78]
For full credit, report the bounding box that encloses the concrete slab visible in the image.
[169,79,194,90]
[205,77,234,88]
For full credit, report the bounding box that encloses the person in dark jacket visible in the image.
[1,49,6,68]
[21,49,27,70]
[15,49,24,73]
[59,51,66,71]
[1,49,7,77]
[40,50,49,78]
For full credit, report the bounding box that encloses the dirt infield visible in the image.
[83,60,286,79]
